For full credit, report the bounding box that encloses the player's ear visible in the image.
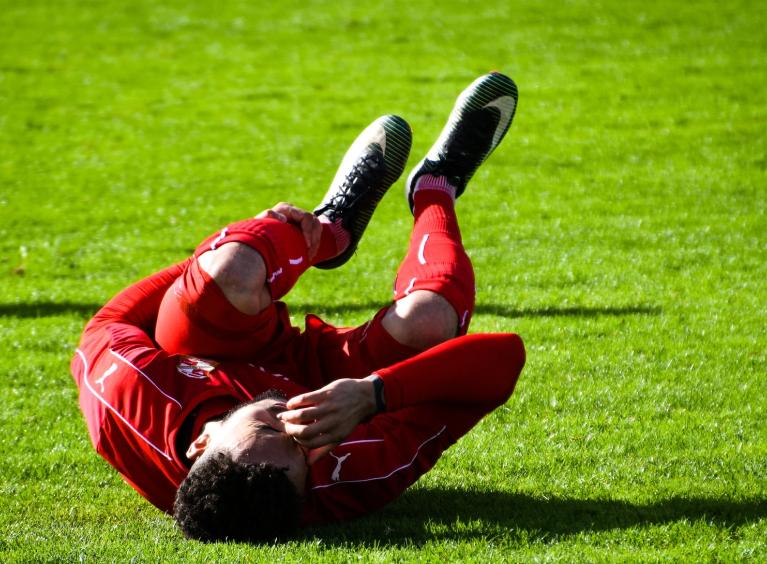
[186,432,212,461]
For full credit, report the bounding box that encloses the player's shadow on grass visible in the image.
[307,488,766,546]
[291,303,662,318]
[0,301,102,318]
[0,301,660,320]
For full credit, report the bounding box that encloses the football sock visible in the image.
[394,175,476,333]
[412,174,457,205]
[316,216,351,264]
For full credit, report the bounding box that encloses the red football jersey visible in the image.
[72,262,525,523]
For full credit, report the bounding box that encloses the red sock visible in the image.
[315,216,351,265]
[394,175,475,333]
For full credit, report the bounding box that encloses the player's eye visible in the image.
[256,423,279,433]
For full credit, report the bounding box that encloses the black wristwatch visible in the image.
[371,375,386,413]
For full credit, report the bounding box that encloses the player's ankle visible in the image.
[411,175,457,216]
[318,216,351,257]
[413,175,457,202]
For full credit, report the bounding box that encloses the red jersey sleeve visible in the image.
[89,260,190,334]
[375,333,525,412]
[302,332,526,524]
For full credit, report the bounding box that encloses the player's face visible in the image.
[204,396,310,494]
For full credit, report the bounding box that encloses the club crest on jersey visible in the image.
[177,356,218,379]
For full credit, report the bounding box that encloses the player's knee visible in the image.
[382,291,459,351]
[197,243,270,315]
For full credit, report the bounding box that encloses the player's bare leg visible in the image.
[382,72,518,351]
[197,243,270,315]
[383,293,458,350]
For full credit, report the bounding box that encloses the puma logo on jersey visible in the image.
[329,452,351,481]
[95,363,118,392]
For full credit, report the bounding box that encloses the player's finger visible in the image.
[271,201,294,214]
[291,210,317,248]
[274,202,306,223]
[284,417,339,444]
[300,214,321,258]
[299,214,314,254]
[282,421,309,439]
[273,203,312,226]
[278,405,327,424]
[270,204,320,256]
[256,209,287,222]
[286,389,327,409]
[285,423,329,445]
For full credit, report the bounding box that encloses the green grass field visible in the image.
[1,0,765,560]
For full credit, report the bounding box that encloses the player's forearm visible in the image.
[374,333,525,411]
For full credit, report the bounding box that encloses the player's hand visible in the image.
[256,202,322,259]
[278,376,378,451]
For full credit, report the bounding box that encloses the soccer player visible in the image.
[71,73,524,542]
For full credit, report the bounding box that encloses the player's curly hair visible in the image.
[173,451,301,543]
